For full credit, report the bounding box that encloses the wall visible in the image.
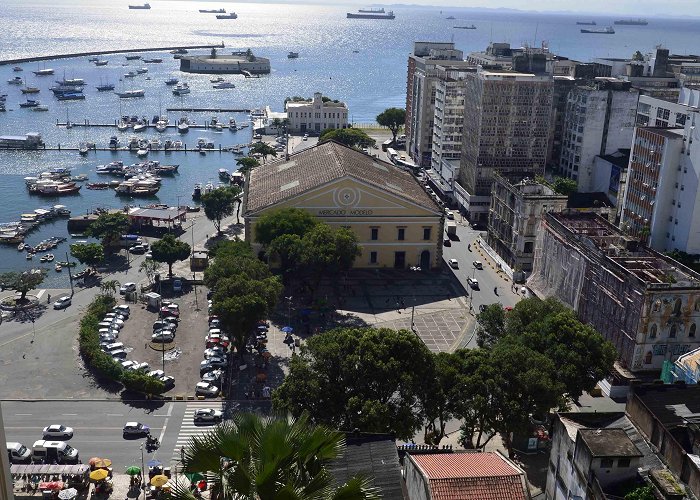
[404,456,431,500]
[545,418,580,500]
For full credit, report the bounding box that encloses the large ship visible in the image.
[199,8,225,13]
[358,7,384,12]
[614,18,648,25]
[347,9,395,19]
[581,26,615,34]
[216,12,238,19]
[128,3,151,9]
[576,21,596,25]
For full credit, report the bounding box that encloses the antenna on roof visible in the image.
[534,22,539,48]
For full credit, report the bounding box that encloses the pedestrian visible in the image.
[47,293,51,304]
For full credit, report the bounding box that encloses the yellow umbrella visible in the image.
[93,458,112,469]
[150,474,169,487]
[89,469,109,481]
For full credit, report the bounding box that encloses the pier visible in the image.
[166,108,251,113]
[0,43,225,66]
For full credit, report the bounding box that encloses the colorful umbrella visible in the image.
[87,457,102,466]
[281,326,293,333]
[125,466,141,476]
[93,458,112,469]
[57,488,78,500]
[89,469,109,481]
[184,472,204,482]
[147,459,162,467]
[40,481,64,490]
[151,474,169,487]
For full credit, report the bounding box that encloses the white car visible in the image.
[200,356,227,371]
[147,370,165,379]
[53,296,72,309]
[42,424,74,439]
[98,328,119,337]
[195,381,220,397]
[119,282,137,295]
[204,347,226,359]
[99,334,117,344]
[111,350,128,360]
[132,362,150,372]
[193,408,223,423]
[467,277,480,290]
[104,313,127,322]
[120,360,137,370]
[113,305,131,316]
[201,369,224,383]
[152,330,175,343]
[99,321,123,330]
[105,318,125,328]
[448,258,459,269]
[302,134,308,141]
[160,375,175,389]
[122,422,150,436]
[445,211,455,220]
[153,320,177,331]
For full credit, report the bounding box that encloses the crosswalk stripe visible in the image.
[171,401,223,465]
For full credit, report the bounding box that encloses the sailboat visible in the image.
[96,77,115,92]
[21,77,40,94]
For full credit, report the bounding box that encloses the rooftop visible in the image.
[128,206,186,221]
[632,384,700,431]
[244,141,441,215]
[675,347,700,372]
[599,149,631,169]
[578,429,644,458]
[567,192,615,209]
[411,452,528,500]
[639,127,685,140]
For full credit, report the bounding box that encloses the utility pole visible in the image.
[65,251,74,295]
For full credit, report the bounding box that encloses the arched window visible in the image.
[674,298,682,315]
[650,324,657,339]
[644,351,653,364]
[670,325,678,338]
[691,324,697,338]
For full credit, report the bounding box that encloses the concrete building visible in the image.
[487,174,567,273]
[405,42,470,168]
[243,141,443,270]
[285,92,348,134]
[590,149,630,215]
[179,51,270,74]
[545,412,663,500]
[636,94,689,128]
[559,78,639,192]
[404,451,530,500]
[664,346,700,384]
[528,211,700,372]
[457,68,554,223]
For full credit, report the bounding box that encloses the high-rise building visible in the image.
[558,78,639,192]
[405,42,470,168]
[456,67,554,223]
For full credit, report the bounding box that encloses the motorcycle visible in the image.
[145,433,160,451]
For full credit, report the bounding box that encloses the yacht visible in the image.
[57,77,85,86]
[21,86,40,94]
[155,118,168,132]
[192,183,202,200]
[137,147,149,157]
[7,76,23,85]
[165,77,179,85]
[177,117,190,133]
[96,82,115,91]
[228,118,237,131]
[216,12,238,19]
[57,92,85,101]
[204,181,214,194]
[287,52,299,59]
[128,3,151,9]
[96,161,124,174]
[124,71,137,78]
[142,58,163,63]
[172,140,184,149]
[133,120,148,132]
[13,66,22,72]
[149,138,161,150]
[108,136,121,150]
[127,136,141,150]
[19,99,40,108]
[116,89,145,98]
[32,68,55,76]
[115,179,160,197]
[117,117,130,131]
[125,55,141,60]
[79,143,89,156]
[218,169,229,180]
[197,138,215,149]
[32,105,49,112]
[200,8,225,13]
[95,60,109,66]
[210,76,225,83]
[172,82,190,95]
[136,67,148,74]
[213,81,235,89]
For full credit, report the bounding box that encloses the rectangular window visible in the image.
[600,459,614,468]
[370,251,377,264]
[371,228,378,240]
[617,458,631,468]
[423,228,431,240]
[398,228,405,241]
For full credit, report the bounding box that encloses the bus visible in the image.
[386,148,399,164]
[395,158,417,172]
[381,139,394,152]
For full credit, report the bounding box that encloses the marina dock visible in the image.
[55,120,222,130]
[166,108,251,113]
[0,43,225,66]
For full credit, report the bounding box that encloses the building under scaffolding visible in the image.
[529,211,700,374]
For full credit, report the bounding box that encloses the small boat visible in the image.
[7,76,23,85]
[95,60,109,66]
[446,15,456,19]
[142,58,163,63]
[79,143,89,156]
[200,8,226,13]
[576,21,597,25]
[125,55,141,60]
[213,81,235,89]
[117,118,130,131]
[192,183,203,200]
[218,168,229,180]
[32,68,54,76]
[19,99,40,108]
[32,105,49,112]
[149,138,162,150]
[21,86,41,94]
[17,243,25,251]
[177,117,190,133]
[454,25,476,29]
[228,118,237,131]
[156,120,168,132]
[133,121,148,132]
[137,148,149,157]
[172,140,184,149]
[96,83,115,91]
[287,52,299,59]
[56,92,85,101]
[172,82,190,95]
[13,66,22,72]
[210,76,224,83]
[40,253,54,262]
[231,171,244,185]
[109,136,120,149]
[581,26,615,34]
[124,71,137,78]
[165,77,179,85]
[136,67,148,74]
[87,56,100,62]
[26,253,33,260]
[55,264,62,272]
[70,174,89,181]
[216,12,238,19]
[128,3,151,9]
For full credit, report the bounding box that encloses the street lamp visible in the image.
[139,443,145,499]
[409,266,421,332]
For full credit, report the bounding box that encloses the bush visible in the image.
[79,296,164,395]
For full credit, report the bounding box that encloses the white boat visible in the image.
[210,76,225,83]
[177,117,190,133]
[124,71,137,78]
[149,138,161,150]
[213,81,235,89]
[127,137,140,150]
[136,67,148,74]
[109,136,120,149]
[172,140,184,149]
[137,148,149,157]
[172,82,190,95]
[117,118,129,131]
[165,77,178,85]
[32,105,49,112]
[133,121,148,132]
[78,143,89,155]
[155,116,168,132]
[116,89,145,98]
[218,168,229,180]
[7,76,23,85]
[204,181,214,194]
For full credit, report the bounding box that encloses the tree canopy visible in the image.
[552,176,578,196]
[0,270,46,301]
[70,243,105,267]
[201,186,239,235]
[172,412,379,500]
[249,142,278,163]
[319,128,376,149]
[376,108,406,143]
[254,208,319,246]
[273,327,434,440]
[300,224,361,283]
[86,212,130,251]
[150,234,191,277]
[235,156,260,177]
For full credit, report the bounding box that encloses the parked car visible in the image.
[467,277,479,290]
[472,261,483,270]
[201,369,224,383]
[42,425,73,440]
[193,408,223,423]
[160,375,175,389]
[104,312,127,322]
[103,342,125,353]
[445,211,455,220]
[113,305,131,317]
[153,319,177,331]
[443,238,451,247]
[208,318,221,329]
[129,245,147,254]
[160,305,180,318]
[119,282,137,295]
[195,382,220,397]
[147,370,165,379]
[200,356,228,370]
[53,296,71,310]
[205,334,230,348]
[99,334,117,344]
[98,321,123,330]
[448,258,459,269]
[122,422,150,436]
[152,330,175,343]
[98,328,119,337]
[104,317,125,328]
[132,362,150,372]
[120,360,137,370]
[204,347,226,359]
[111,350,128,360]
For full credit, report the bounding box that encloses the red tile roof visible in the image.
[411,452,529,500]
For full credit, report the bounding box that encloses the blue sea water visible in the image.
[0,0,699,284]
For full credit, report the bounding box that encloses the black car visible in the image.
[443,238,451,247]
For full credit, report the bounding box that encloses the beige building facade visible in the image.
[243,141,443,270]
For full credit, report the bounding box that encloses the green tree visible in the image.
[420,352,465,445]
[319,128,376,149]
[204,242,271,290]
[86,212,130,252]
[301,224,361,290]
[268,233,305,275]
[376,108,406,143]
[171,412,379,500]
[625,486,655,500]
[150,234,191,277]
[249,142,278,163]
[0,270,46,302]
[235,156,260,177]
[552,176,578,196]
[254,208,319,246]
[70,243,105,268]
[475,303,506,348]
[139,258,160,285]
[274,327,434,440]
[201,187,238,235]
[99,279,120,298]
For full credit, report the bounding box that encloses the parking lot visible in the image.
[110,285,210,398]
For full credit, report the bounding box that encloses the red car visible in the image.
[160,305,180,318]
[206,333,230,348]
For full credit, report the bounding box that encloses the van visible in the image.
[31,440,79,464]
[6,442,31,463]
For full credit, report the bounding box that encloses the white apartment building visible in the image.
[285,92,348,134]
[559,78,639,192]
[636,94,689,128]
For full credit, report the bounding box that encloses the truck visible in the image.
[6,442,31,463]
[446,221,457,236]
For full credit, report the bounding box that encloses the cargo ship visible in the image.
[199,8,225,13]
[358,7,384,13]
[581,26,615,34]
[576,21,596,25]
[614,18,648,25]
[347,9,395,19]
[128,3,151,9]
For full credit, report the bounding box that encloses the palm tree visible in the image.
[249,142,277,163]
[172,412,380,500]
[235,156,260,177]
[99,279,120,297]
